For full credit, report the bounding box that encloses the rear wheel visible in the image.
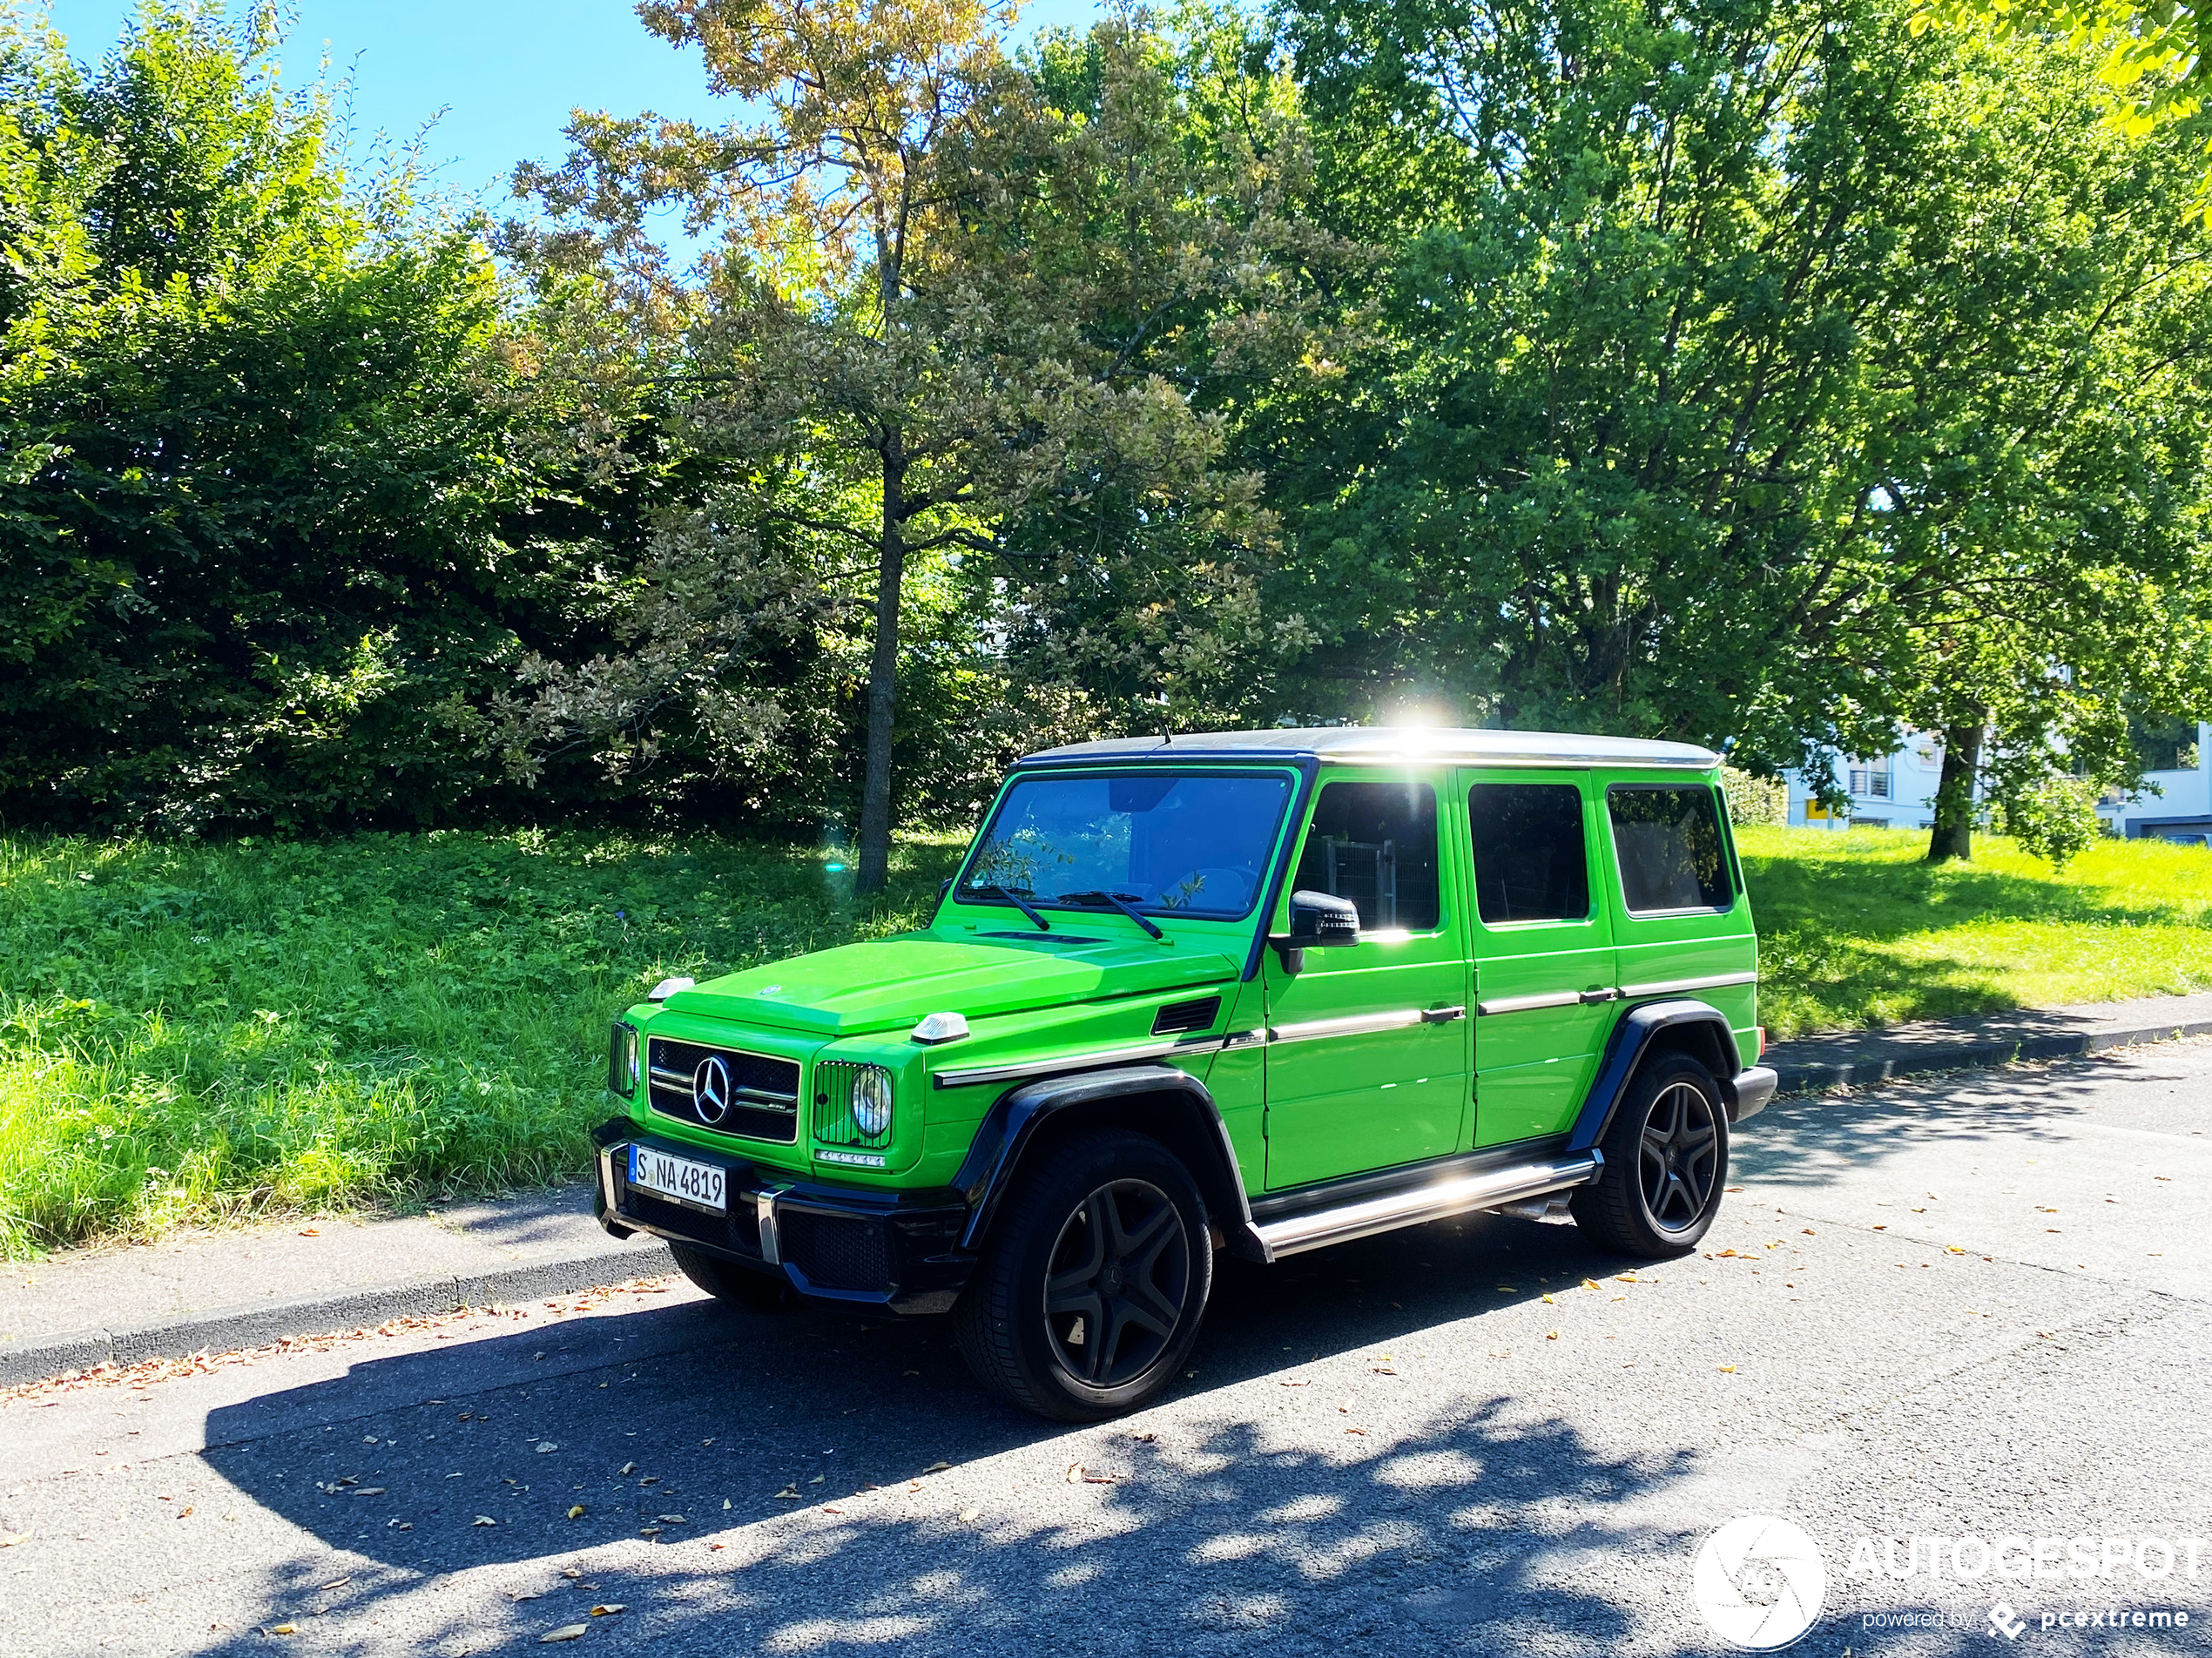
[669,1241,801,1311]
[1570,1051,1729,1257]
[955,1129,1212,1421]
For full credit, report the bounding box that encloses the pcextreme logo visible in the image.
[1692,1515,1829,1651]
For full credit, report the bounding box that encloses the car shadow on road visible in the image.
[185,1213,1771,1654]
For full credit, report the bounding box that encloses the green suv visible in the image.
[595,727,1777,1419]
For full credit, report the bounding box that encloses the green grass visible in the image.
[0,831,958,1257]
[1741,825,2212,1038]
[4,824,2209,1257]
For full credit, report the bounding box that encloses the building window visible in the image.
[1847,757,1892,799]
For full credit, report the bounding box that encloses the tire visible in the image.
[1570,1050,1730,1257]
[669,1240,801,1312]
[954,1129,1213,1422]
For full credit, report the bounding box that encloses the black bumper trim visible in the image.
[591,1120,974,1314]
[1730,1065,1779,1122]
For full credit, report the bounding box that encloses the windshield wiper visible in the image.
[1054,890,1167,941]
[976,882,1051,932]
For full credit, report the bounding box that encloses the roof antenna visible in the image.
[1157,695,1172,746]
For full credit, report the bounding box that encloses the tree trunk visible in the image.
[1926,721,1981,864]
[856,449,906,895]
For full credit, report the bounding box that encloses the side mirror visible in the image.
[1287,889,1361,946]
[1272,888,1359,971]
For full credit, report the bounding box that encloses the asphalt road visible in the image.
[5,1041,2210,1657]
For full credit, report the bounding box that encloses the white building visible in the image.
[1784,722,2212,844]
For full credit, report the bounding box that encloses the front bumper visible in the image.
[591,1120,974,1314]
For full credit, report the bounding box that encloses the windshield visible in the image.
[959,771,1293,920]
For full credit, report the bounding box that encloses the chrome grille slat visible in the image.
[646,1037,802,1144]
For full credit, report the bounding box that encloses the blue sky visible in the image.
[39,0,1104,212]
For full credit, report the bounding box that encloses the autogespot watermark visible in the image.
[1691,1520,2205,1650]
[1842,1533,2209,1584]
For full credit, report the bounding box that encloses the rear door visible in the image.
[1464,771,1619,1146]
[1261,772,1470,1189]
[1596,772,1758,1064]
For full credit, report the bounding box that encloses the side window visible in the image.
[1468,783,1589,924]
[1292,780,1440,931]
[1608,785,1733,913]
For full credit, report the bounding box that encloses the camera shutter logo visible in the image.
[693,1055,734,1124]
[1692,1515,1828,1651]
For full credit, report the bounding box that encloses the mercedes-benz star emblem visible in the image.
[693,1054,734,1124]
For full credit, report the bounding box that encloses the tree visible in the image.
[1256,0,2212,846]
[514,3,1327,889]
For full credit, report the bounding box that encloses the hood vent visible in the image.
[1151,995,1223,1037]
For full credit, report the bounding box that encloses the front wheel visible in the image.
[1570,1051,1730,1257]
[954,1129,1212,1421]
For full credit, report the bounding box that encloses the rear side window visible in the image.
[1468,784,1590,923]
[1608,785,1733,913]
[1293,779,1440,931]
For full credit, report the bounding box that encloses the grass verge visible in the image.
[4,824,2207,1254]
[0,831,958,1256]
[1740,826,2212,1037]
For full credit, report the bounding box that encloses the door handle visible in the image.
[1578,987,1619,1005]
[1420,1005,1467,1023]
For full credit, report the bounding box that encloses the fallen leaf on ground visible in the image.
[921,1461,952,1473]
[1081,1472,1118,1485]
[177,1507,194,1519]
[566,1506,585,1520]
[473,1516,497,1527]
[959,1509,981,1523]
[1718,1365,1737,1373]
[617,1462,636,1476]
[658,1514,687,1524]
[589,1605,624,1617]
[1546,1331,1561,1341]
[317,1578,348,1591]
[0,1533,30,1547]
[774,1486,801,1500]
[808,1477,824,1486]
[1344,1427,1367,1436]
[560,1568,582,1580]
[356,1487,386,1496]
[268,1624,296,1636]
[511,1593,541,1602]
[540,1627,588,1644]
[1065,1463,1083,1483]
[536,1443,559,1454]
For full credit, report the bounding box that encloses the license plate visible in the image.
[627,1145,726,1214]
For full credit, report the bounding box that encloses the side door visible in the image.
[1597,773,1759,1061]
[1262,772,1470,1189]
[1464,772,1620,1146]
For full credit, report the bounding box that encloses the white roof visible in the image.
[1022,725,1721,770]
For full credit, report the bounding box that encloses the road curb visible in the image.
[0,1239,672,1390]
[1769,1013,2212,1095]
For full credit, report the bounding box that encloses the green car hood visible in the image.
[662,933,1243,1037]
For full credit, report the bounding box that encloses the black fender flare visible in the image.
[1566,998,1750,1155]
[949,1064,1263,1260]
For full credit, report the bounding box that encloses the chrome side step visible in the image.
[1250,1152,1601,1261]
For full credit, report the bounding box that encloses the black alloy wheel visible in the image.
[1571,1050,1730,1257]
[955,1129,1213,1421]
[1638,1078,1722,1233]
[1043,1178,1193,1388]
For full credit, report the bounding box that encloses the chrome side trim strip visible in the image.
[1266,1008,1427,1045]
[1617,971,1758,998]
[1251,1153,1601,1259]
[1475,991,1583,1016]
[932,1037,1213,1089]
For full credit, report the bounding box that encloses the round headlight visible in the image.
[851,1065,894,1138]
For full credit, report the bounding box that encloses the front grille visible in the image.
[647,1037,800,1143]
[813,1060,892,1152]
[778,1208,892,1292]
